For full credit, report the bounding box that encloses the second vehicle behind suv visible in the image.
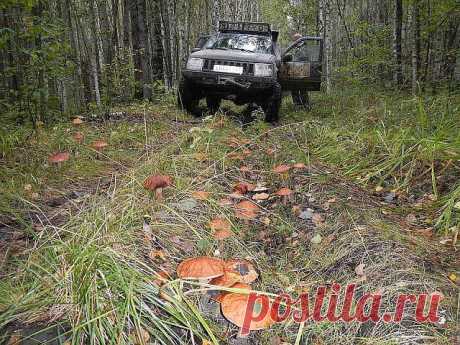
[178,21,323,122]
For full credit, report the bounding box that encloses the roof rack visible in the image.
[218,21,271,35]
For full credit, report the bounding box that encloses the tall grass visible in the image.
[286,89,460,232]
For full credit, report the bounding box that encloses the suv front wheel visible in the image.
[178,78,200,116]
[263,82,282,123]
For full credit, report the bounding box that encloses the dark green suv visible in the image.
[178,21,323,122]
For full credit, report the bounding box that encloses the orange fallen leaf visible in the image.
[192,191,210,200]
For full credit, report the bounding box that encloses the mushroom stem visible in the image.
[155,187,163,200]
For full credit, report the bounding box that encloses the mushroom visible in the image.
[143,175,173,200]
[210,217,233,240]
[224,259,258,284]
[72,117,83,126]
[48,152,70,168]
[233,182,255,195]
[73,131,84,144]
[293,162,307,169]
[177,256,225,285]
[272,164,291,181]
[275,187,293,205]
[221,292,274,334]
[234,200,260,221]
[91,139,108,158]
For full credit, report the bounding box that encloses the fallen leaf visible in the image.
[219,198,233,206]
[7,334,21,345]
[405,213,417,224]
[252,193,270,200]
[448,273,457,283]
[194,152,208,162]
[24,184,32,191]
[266,148,276,155]
[375,186,384,192]
[191,191,210,200]
[310,234,322,244]
[454,201,460,210]
[262,217,271,225]
[312,213,325,226]
[292,205,301,216]
[355,263,365,276]
[130,327,150,345]
[227,152,244,160]
[149,249,167,260]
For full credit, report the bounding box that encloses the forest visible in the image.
[0,0,459,344]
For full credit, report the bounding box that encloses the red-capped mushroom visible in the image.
[48,152,70,167]
[143,175,172,200]
[275,187,293,205]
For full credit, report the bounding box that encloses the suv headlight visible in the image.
[254,63,274,77]
[186,58,204,71]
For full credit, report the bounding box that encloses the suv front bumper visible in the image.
[182,70,277,94]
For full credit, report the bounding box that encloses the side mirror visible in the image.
[191,48,201,53]
[282,54,293,63]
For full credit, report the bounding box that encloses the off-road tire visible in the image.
[178,78,200,116]
[292,90,311,111]
[206,96,221,114]
[263,82,282,123]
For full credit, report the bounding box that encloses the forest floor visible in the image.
[0,89,459,345]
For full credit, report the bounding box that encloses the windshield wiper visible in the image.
[212,47,228,50]
[231,48,255,53]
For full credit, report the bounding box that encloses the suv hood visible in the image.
[190,49,276,64]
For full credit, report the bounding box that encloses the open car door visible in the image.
[279,37,323,91]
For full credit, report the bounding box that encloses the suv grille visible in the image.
[203,59,254,75]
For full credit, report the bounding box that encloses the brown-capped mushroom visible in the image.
[209,217,233,240]
[272,164,291,181]
[221,292,274,333]
[233,182,255,195]
[48,152,70,167]
[234,200,260,220]
[224,259,258,284]
[143,175,173,200]
[90,139,108,159]
[177,256,225,282]
[293,162,307,169]
[275,187,293,205]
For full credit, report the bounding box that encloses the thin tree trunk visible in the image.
[393,0,403,85]
[411,0,421,94]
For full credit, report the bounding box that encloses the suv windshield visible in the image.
[205,33,273,54]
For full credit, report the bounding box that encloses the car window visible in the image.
[289,40,321,62]
[205,33,273,54]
